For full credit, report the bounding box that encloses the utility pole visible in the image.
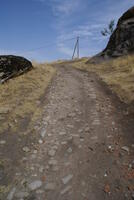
[77,36,79,59]
[72,36,79,60]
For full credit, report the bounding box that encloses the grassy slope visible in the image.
[0,63,56,134]
[70,55,134,106]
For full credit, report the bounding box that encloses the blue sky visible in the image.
[0,0,133,61]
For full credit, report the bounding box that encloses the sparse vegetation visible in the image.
[0,63,56,134]
[101,20,115,36]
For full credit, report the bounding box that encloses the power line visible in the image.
[21,37,77,54]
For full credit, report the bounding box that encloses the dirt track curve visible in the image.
[2,65,134,200]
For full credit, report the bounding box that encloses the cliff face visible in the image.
[101,6,134,57]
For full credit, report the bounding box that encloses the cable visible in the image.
[21,36,77,54]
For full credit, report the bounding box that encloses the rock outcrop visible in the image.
[102,6,134,57]
[0,55,33,83]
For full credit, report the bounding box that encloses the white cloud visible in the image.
[53,0,80,15]
[58,43,73,56]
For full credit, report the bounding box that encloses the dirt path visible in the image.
[3,65,134,199]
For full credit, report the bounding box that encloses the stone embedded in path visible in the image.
[0,140,6,145]
[15,191,29,198]
[59,131,66,136]
[78,129,83,133]
[7,187,16,200]
[48,133,52,137]
[121,146,129,153]
[22,146,30,152]
[85,127,90,132]
[39,139,43,144]
[48,149,56,157]
[48,159,58,166]
[60,186,72,195]
[52,166,59,171]
[92,119,100,125]
[62,174,73,185]
[90,136,98,140]
[67,147,72,153]
[61,141,67,145]
[40,128,46,138]
[45,183,56,190]
[67,124,74,129]
[28,180,42,191]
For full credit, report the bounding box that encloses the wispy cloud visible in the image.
[15,0,134,60]
[52,0,80,16]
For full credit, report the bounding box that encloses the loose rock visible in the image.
[28,180,42,191]
[45,183,56,190]
[62,174,73,185]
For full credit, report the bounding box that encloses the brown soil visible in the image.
[0,64,134,200]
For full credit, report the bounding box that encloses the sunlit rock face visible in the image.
[0,55,33,83]
[102,6,134,57]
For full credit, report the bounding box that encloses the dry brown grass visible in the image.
[0,63,56,134]
[70,55,134,105]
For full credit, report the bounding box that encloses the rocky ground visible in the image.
[0,64,134,200]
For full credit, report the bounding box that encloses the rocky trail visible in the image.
[1,64,134,200]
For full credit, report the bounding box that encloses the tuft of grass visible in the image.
[70,55,134,105]
[0,63,56,134]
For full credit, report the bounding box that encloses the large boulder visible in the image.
[102,6,134,57]
[0,55,33,83]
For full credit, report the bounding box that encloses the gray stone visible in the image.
[90,136,98,140]
[48,133,52,137]
[40,129,46,138]
[61,141,67,145]
[60,186,71,195]
[67,125,74,128]
[48,149,56,157]
[48,159,58,165]
[78,129,83,133]
[67,147,72,153]
[15,191,29,198]
[0,107,11,114]
[45,183,56,190]
[0,140,6,145]
[52,145,58,150]
[36,189,44,194]
[85,127,90,132]
[52,166,59,171]
[39,139,43,144]
[7,187,16,200]
[33,150,38,154]
[39,166,44,173]
[22,146,30,152]
[121,146,129,153]
[28,180,42,191]
[59,131,66,136]
[62,174,73,185]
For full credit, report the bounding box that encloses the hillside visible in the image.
[0,63,56,134]
[69,54,134,114]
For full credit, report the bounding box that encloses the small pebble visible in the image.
[121,146,129,153]
[60,186,71,195]
[7,187,16,200]
[39,139,43,144]
[0,140,6,145]
[67,147,72,153]
[48,159,58,166]
[45,183,56,190]
[28,180,42,191]
[22,146,30,153]
[62,174,73,185]
[48,149,56,157]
